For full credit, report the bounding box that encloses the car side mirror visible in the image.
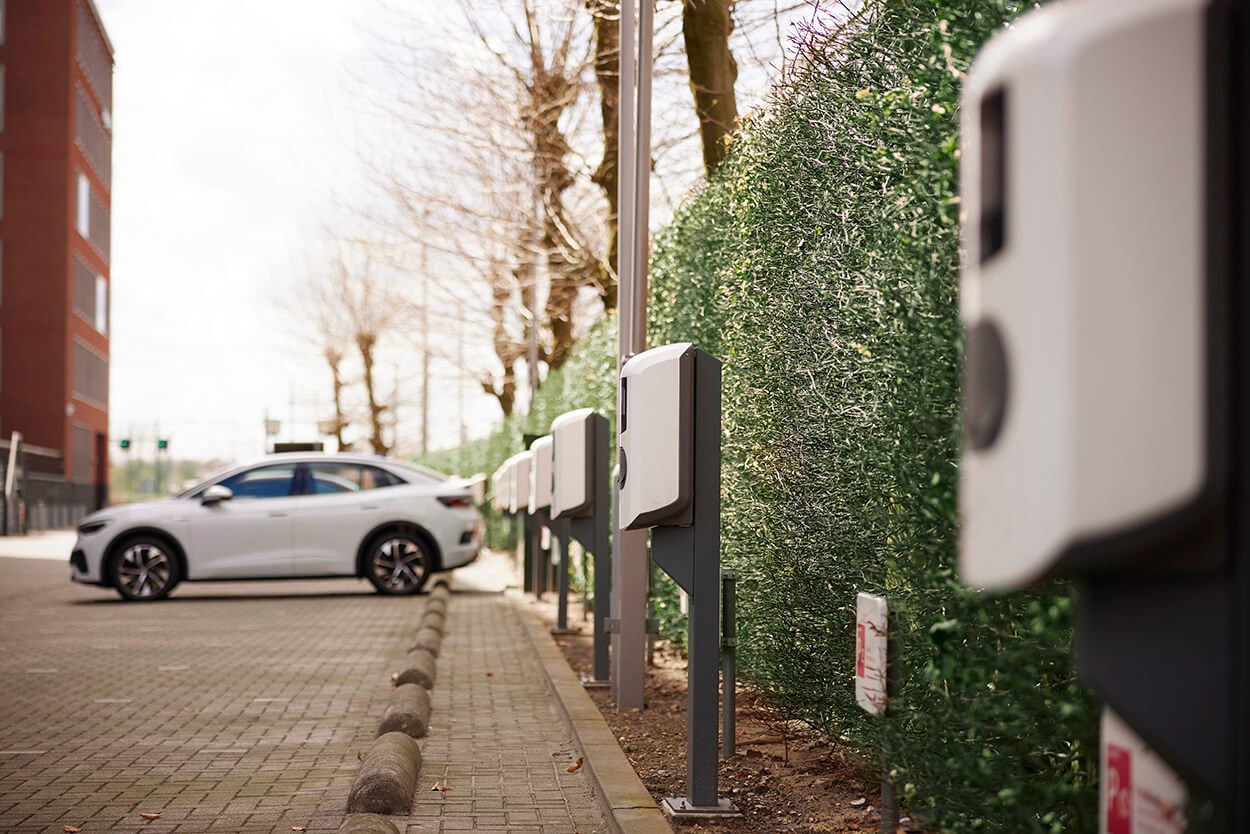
[201,484,234,505]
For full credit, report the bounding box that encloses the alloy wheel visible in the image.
[116,542,173,598]
[371,537,426,591]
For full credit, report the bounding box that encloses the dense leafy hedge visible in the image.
[420,2,1098,831]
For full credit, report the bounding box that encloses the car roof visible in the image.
[258,452,450,479]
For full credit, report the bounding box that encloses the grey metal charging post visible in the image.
[620,343,737,817]
[721,569,736,760]
[552,409,612,684]
[550,517,576,633]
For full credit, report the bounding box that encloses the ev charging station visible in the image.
[619,342,736,818]
[530,435,566,620]
[490,468,507,513]
[960,0,1250,829]
[551,408,612,684]
[505,451,534,592]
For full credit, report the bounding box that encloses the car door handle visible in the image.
[269,511,289,518]
[361,505,379,511]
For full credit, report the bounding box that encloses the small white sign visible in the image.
[1100,709,1187,834]
[854,593,888,716]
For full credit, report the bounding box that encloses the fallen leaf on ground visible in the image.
[292,827,306,832]
[567,756,584,773]
[63,826,82,833]
[139,812,163,820]
[849,798,866,807]
[430,782,453,792]
[485,672,493,677]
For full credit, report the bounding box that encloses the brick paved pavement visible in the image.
[0,555,607,834]
[389,591,605,834]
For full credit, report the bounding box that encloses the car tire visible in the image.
[111,535,181,601]
[364,530,432,596]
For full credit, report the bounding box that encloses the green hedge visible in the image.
[420,2,1098,831]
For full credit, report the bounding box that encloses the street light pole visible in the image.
[420,244,430,456]
[611,0,650,712]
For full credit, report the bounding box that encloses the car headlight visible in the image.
[77,519,110,535]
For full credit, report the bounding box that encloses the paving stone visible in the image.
[0,557,608,833]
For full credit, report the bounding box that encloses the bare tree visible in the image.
[683,0,739,175]
[586,0,621,310]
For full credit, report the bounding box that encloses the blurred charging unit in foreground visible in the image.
[959,0,1247,829]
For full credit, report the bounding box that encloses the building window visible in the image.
[89,188,109,261]
[71,339,108,406]
[76,2,112,113]
[71,424,92,482]
[75,84,110,184]
[95,276,107,334]
[0,1,7,46]
[73,255,94,321]
[76,173,90,238]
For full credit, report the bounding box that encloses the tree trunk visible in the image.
[326,346,352,451]
[357,331,389,454]
[683,0,739,176]
[587,0,620,311]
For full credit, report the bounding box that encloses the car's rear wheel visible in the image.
[112,536,181,601]
[365,531,431,595]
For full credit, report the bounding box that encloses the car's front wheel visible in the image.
[364,531,431,595]
[111,536,181,601]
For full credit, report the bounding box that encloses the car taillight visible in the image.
[437,495,474,508]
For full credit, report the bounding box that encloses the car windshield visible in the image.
[177,463,243,498]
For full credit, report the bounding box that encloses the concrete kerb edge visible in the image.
[507,590,673,834]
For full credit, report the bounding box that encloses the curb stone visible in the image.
[508,591,673,834]
[395,647,437,689]
[338,813,401,834]
[419,608,446,633]
[346,732,423,814]
[412,626,443,655]
[378,683,432,738]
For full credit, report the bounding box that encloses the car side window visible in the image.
[306,462,406,494]
[217,464,297,499]
[363,466,404,490]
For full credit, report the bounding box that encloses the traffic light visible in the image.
[157,439,169,451]
[119,438,130,450]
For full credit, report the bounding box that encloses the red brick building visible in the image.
[0,0,114,521]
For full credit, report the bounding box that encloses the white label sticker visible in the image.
[854,593,888,716]
[1100,709,1187,834]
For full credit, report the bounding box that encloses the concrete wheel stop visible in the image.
[378,683,432,739]
[338,813,401,834]
[346,732,423,815]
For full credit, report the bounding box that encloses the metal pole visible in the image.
[721,569,736,760]
[420,246,430,455]
[612,0,647,711]
[554,519,572,632]
[633,0,653,353]
[457,313,467,447]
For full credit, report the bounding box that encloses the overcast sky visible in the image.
[95,0,807,469]
[99,0,412,463]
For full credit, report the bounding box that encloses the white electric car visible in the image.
[70,453,482,601]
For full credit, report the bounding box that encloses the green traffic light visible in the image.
[119,438,130,450]
[157,439,169,450]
